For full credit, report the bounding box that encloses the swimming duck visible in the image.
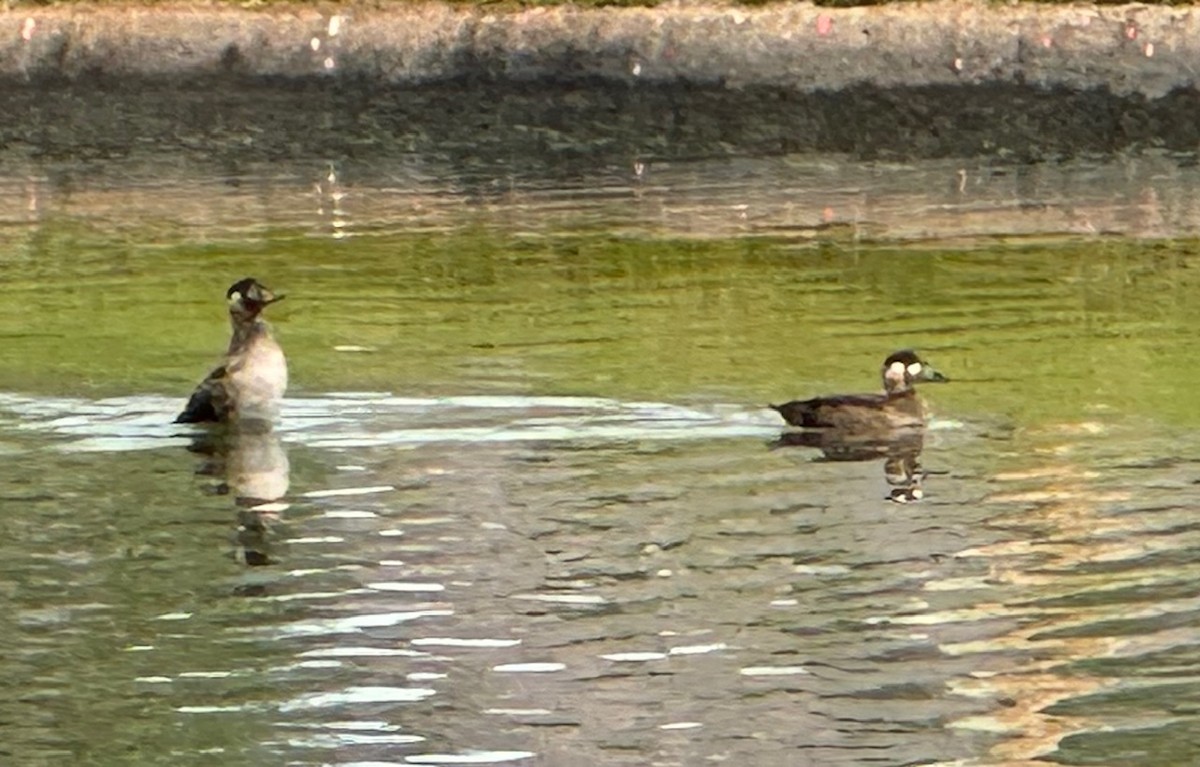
[770,350,947,431]
[175,278,288,428]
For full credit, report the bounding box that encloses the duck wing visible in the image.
[770,392,901,430]
[175,365,230,423]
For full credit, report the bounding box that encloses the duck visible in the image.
[770,350,947,432]
[175,278,288,428]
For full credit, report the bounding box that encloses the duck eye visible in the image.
[906,362,922,376]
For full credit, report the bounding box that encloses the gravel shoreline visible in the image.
[1,2,1198,160]
[0,2,1194,92]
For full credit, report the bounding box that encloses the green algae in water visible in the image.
[1,221,1199,428]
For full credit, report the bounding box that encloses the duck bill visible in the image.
[919,366,949,383]
[252,285,283,306]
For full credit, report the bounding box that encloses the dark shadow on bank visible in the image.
[4,77,1200,175]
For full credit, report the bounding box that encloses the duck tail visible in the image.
[770,400,819,428]
[175,367,226,424]
[175,389,219,423]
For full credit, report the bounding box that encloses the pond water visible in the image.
[3,151,1200,767]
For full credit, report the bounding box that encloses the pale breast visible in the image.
[228,335,288,425]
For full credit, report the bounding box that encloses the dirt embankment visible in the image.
[1,2,1197,160]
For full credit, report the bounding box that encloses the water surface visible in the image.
[3,152,1200,766]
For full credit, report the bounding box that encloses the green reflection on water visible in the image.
[2,220,1198,427]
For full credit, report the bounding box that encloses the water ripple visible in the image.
[279,686,438,711]
[0,393,779,452]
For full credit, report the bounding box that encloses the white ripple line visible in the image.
[303,485,396,498]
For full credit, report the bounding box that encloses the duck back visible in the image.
[771,391,924,431]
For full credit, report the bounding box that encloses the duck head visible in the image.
[227,278,284,322]
[881,349,947,394]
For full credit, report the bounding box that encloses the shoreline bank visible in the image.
[1,3,1198,160]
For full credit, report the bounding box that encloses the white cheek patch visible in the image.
[886,361,907,382]
[229,291,242,304]
[907,362,923,377]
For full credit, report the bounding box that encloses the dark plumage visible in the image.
[770,350,947,432]
[176,365,227,424]
[176,278,288,427]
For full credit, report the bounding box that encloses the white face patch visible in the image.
[229,291,242,304]
[885,360,907,383]
[906,362,923,377]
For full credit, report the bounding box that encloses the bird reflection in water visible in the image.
[176,277,291,567]
[187,427,291,566]
[769,350,950,502]
[771,429,927,502]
